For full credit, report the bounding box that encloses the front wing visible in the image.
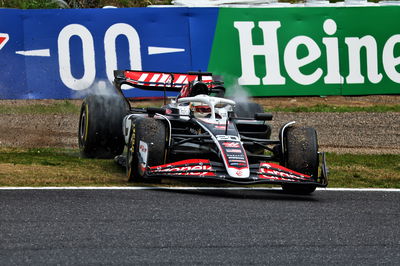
[146,158,328,186]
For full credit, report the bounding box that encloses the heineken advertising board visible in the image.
[209,7,400,96]
[0,6,399,99]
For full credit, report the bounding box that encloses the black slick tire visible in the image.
[234,101,264,118]
[281,126,319,194]
[235,101,272,154]
[126,117,167,183]
[78,94,128,159]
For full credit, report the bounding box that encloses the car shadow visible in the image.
[155,187,321,202]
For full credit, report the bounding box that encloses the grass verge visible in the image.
[0,148,126,186]
[0,147,399,188]
[327,153,400,188]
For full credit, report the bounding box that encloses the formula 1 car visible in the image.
[78,70,328,194]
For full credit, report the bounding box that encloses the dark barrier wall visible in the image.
[1,6,400,99]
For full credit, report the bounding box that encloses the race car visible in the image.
[78,70,328,194]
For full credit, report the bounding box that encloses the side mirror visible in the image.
[228,111,235,119]
[254,113,273,121]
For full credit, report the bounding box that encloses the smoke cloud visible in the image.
[229,83,251,104]
[73,79,118,99]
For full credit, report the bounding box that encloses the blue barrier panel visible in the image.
[0,8,218,99]
[0,9,26,99]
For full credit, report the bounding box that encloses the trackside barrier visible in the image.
[0,6,400,99]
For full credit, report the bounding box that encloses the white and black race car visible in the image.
[78,70,328,194]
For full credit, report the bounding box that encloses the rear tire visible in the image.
[78,94,128,158]
[234,101,264,118]
[281,126,319,194]
[235,101,272,154]
[127,117,167,183]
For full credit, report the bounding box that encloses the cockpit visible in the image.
[176,94,235,120]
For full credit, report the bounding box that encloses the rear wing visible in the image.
[114,70,219,92]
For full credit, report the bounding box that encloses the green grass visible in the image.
[0,147,399,188]
[327,153,400,188]
[0,0,61,9]
[0,148,127,186]
[1,101,399,115]
[270,104,400,113]
[0,101,80,115]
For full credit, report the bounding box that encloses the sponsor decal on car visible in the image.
[258,163,310,181]
[216,135,240,141]
[222,142,240,148]
[227,154,245,159]
[125,71,213,89]
[149,159,215,177]
[139,140,148,166]
[230,162,247,166]
[236,170,243,176]
[229,159,246,163]
[214,125,226,130]
[226,149,242,153]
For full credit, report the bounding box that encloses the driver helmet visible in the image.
[190,102,212,118]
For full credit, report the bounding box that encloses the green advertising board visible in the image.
[208,6,400,96]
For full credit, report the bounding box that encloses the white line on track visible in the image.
[0,187,399,192]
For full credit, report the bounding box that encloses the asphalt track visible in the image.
[1,188,399,265]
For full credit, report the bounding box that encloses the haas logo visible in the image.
[222,142,240,148]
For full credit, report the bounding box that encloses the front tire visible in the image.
[127,117,167,183]
[281,126,319,194]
